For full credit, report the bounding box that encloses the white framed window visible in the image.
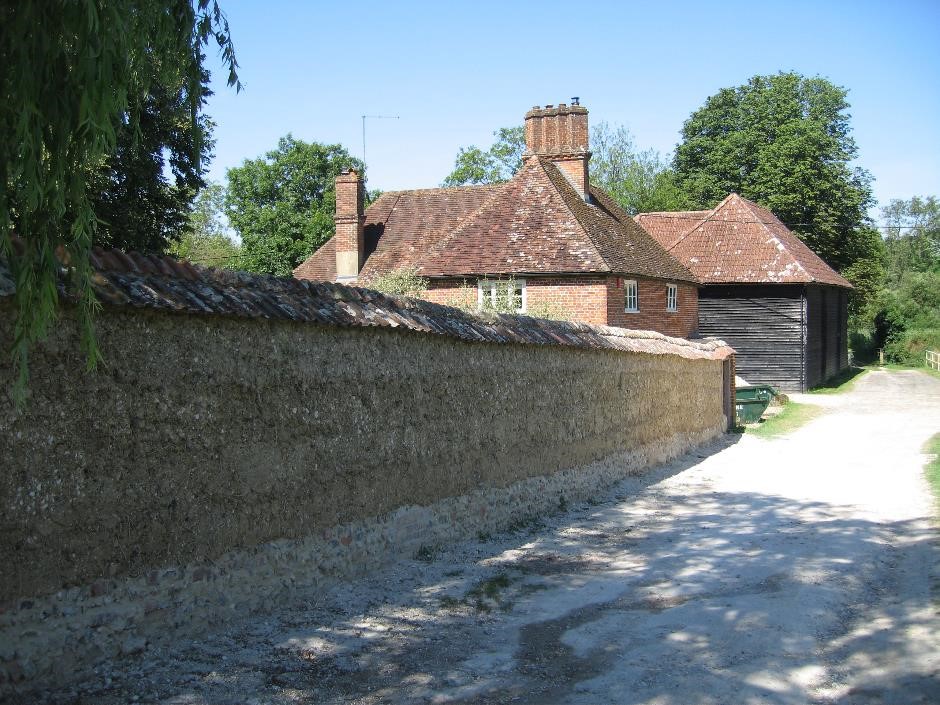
[666,284,678,312]
[624,279,639,312]
[477,278,526,313]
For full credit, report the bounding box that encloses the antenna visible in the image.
[361,114,400,170]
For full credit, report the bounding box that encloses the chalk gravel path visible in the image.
[38,369,940,705]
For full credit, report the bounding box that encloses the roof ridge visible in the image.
[666,193,736,252]
[730,195,813,281]
[378,183,504,197]
[536,158,611,272]
[413,177,513,271]
[589,185,698,282]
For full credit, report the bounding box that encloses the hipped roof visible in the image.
[635,194,851,288]
[295,157,696,284]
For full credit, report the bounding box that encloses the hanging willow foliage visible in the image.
[0,0,240,403]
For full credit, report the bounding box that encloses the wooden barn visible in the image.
[637,194,852,392]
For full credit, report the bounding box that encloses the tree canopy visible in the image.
[1,1,239,401]
[441,127,525,187]
[89,63,214,253]
[881,196,940,285]
[673,72,876,272]
[224,135,364,276]
[168,182,241,268]
[589,122,691,215]
[441,122,685,214]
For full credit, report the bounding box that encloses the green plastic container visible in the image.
[735,385,777,424]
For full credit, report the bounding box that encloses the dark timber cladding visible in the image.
[699,284,850,392]
[698,285,805,392]
[805,285,849,389]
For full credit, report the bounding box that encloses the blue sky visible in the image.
[203,0,940,217]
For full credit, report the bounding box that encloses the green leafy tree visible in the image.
[225,136,363,276]
[881,196,940,285]
[442,122,687,214]
[590,122,691,214]
[442,127,525,186]
[2,1,239,401]
[674,72,876,272]
[88,65,214,253]
[169,182,240,268]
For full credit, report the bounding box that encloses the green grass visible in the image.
[809,366,868,394]
[748,402,826,438]
[924,433,940,517]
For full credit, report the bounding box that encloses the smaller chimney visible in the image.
[334,169,364,282]
[524,102,591,199]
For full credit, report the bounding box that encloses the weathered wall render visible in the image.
[0,259,731,689]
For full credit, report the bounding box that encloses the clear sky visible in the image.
[202,0,940,217]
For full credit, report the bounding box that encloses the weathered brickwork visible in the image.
[606,278,699,338]
[423,276,698,335]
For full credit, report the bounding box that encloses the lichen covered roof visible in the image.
[1,247,732,361]
[635,194,851,288]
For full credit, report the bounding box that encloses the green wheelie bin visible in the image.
[735,385,777,424]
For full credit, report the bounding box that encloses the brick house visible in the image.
[295,103,700,339]
[636,195,852,391]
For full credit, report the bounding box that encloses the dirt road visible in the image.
[37,369,940,704]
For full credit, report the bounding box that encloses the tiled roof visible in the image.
[634,210,710,250]
[1,248,733,361]
[635,194,852,288]
[295,159,697,284]
[293,186,503,283]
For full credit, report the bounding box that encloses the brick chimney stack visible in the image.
[524,102,591,199]
[334,169,365,282]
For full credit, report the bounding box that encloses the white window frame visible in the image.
[477,278,527,314]
[624,279,639,313]
[666,283,678,312]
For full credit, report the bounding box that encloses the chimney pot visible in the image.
[523,101,591,199]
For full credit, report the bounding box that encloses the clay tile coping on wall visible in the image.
[0,247,734,362]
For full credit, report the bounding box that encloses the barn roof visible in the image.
[635,194,851,288]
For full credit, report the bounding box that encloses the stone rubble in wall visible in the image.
[0,424,725,694]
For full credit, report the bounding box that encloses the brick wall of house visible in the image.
[423,276,698,338]
[606,278,698,338]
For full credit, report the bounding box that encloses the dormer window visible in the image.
[624,280,639,312]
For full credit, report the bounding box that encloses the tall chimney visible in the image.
[334,169,364,282]
[524,102,590,199]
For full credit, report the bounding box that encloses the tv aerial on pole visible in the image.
[361,114,400,172]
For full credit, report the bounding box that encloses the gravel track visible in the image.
[25,369,940,705]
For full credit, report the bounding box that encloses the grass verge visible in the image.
[809,366,868,394]
[748,402,826,439]
[924,433,940,517]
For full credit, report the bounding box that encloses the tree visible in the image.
[168,182,241,268]
[225,136,363,276]
[1,1,239,401]
[590,122,691,215]
[442,122,688,214]
[442,127,525,186]
[881,196,940,285]
[673,72,876,272]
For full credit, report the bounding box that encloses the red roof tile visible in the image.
[635,194,851,288]
[295,159,696,284]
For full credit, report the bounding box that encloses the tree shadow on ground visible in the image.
[27,433,940,705]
